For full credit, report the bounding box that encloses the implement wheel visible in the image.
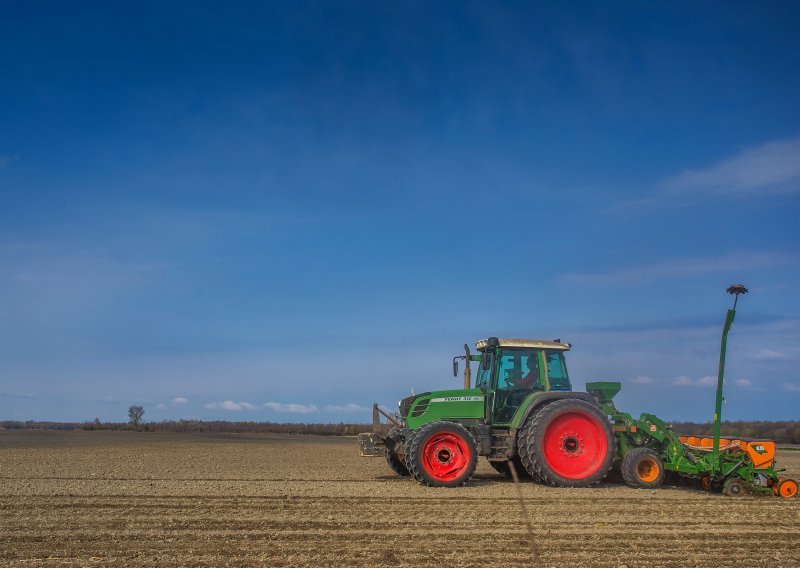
[518,399,615,487]
[384,427,410,477]
[406,422,477,487]
[778,478,798,499]
[723,478,748,497]
[621,448,665,489]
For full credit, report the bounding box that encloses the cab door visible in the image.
[492,349,543,424]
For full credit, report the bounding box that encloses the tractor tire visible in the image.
[488,457,532,481]
[406,422,478,487]
[621,448,665,489]
[384,427,410,477]
[518,398,615,488]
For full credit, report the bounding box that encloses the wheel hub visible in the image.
[560,433,584,457]
[421,432,472,482]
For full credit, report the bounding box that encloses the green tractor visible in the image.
[359,338,616,487]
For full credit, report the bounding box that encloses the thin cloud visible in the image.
[204,400,258,411]
[264,402,318,414]
[782,383,800,392]
[560,250,799,286]
[324,403,367,412]
[732,378,753,388]
[672,375,716,387]
[663,138,800,196]
[630,376,655,384]
[156,403,168,410]
[172,397,190,406]
[752,349,791,362]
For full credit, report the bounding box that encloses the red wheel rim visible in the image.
[420,433,472,482]
[542,410,608,480]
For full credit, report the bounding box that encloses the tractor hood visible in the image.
[400,388,486,428]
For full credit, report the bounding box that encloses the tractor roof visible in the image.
[475,338,571,352]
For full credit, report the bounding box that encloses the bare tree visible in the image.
[128,405,145,429]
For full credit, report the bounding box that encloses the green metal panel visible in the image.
[405,388,486,430]
[508,391,548,429]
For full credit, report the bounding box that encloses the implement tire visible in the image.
[519,398,615,487]
[384,427,410,477]
[621,448,664,489]
[407,422,478,487]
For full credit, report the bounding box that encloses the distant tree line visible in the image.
[0,419,374,436]
[2,419,800,442]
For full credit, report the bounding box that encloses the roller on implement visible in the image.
[358,285,797,497]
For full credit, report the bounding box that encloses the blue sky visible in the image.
[1,1,799,423]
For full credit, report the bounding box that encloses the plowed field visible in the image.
[1,430,798,567]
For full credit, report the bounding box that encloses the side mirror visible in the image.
[453,359,459,377]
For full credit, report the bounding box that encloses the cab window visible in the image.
[546,350,571,390]
[475,358,492,389]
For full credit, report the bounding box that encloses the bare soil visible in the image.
[1,430,798,567]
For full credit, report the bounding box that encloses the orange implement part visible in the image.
[678,436,775,469]
[637,458,660,483]
[778,479,798,499]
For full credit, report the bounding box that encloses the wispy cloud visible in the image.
[641,375,753,388]
[0,391,36,399]
[324,403,367,412]
[172,397,190,406]
[609,137,800,213]
[630,376,655,384]
[264,401,318,414]
[156,403,168,410]
[670,375,716,387]
[783,383,800,392]
[560,250,799,286]
[752,349,792,362]
[204,400,259,411]
[663,138,800,196]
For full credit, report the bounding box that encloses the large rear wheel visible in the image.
[519,399,615,487]
[406,422,478,487]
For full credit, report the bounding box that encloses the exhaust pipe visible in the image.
[463,344,471,389]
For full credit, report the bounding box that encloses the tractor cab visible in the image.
[475,338,573,424]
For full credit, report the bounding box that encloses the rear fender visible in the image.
[510,392,600,429]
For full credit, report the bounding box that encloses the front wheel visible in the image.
[406,422,478,487]
[384,427,410,476]
[518,399,615,487]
